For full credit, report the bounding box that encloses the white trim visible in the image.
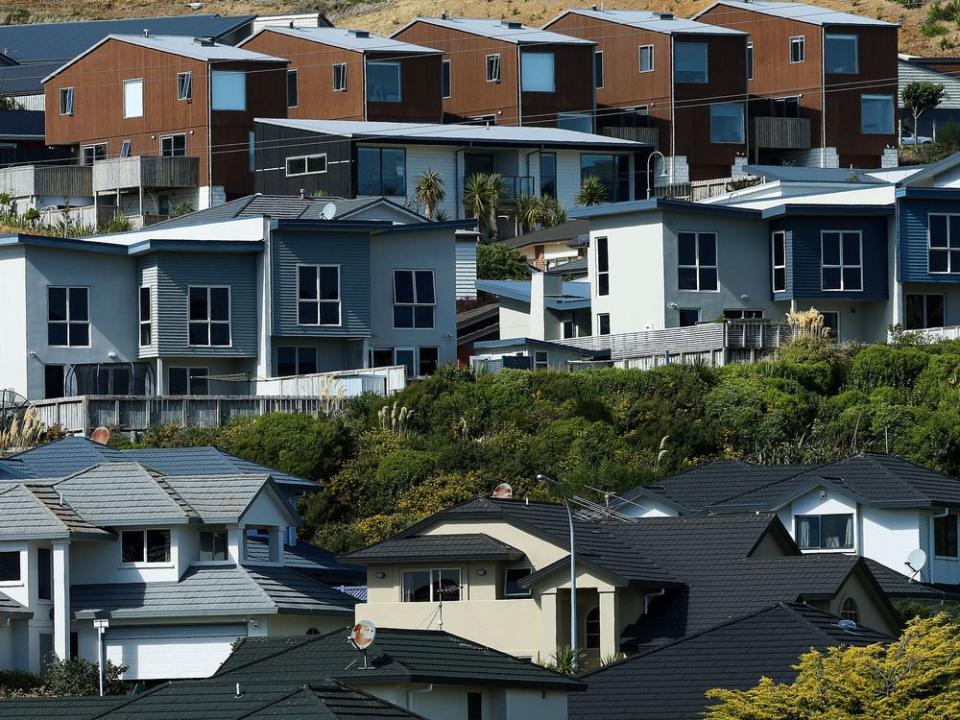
[47,285,91,348]
[186,285,233,347]
[677,231,719,292]
[485,53,502,83]
[58,86,74,116]
[333,63,347,92]
[285,153,328,177]
[159,133,187,157]
[594,49,604,89]
[400,567,462,603]
[638,44,655,73]
[123,78,144,119]
[286,68,299,108]
[441,59,452,98]
[772,230,787,293]
[789,35,805,64]
[820,230,863,292]
[138,285,152,347]
[177,71,193,101]
[296,263,342,327]
[118,528,173,568]
[926,213,960,274]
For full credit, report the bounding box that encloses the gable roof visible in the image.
[241,27,441,55]
[570,602,889,720]
[394,17,594,45]
[216,626,584,691]
[504,219,589,250]
[694,0,897,26]
[162,473,295,525]
[548,8,746,35]
[0,482,110,541]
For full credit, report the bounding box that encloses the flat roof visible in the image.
[240,26,441,55]
[394,16,594,45]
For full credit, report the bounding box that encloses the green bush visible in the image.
[848,345,930,394]
[42,656,126,696]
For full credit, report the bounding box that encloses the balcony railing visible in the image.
[753,117,811,150]
[0,164,92,199]
[602,126,660,147]
[92,155,199,192]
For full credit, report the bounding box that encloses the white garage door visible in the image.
[105,624,247,680]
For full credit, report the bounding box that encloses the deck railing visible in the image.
[753,117,811,150]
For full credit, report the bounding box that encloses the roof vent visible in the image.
[194,36,216,46]
[441,11,450,19]
[350,29,371,38]
[143,29,150,38]
[502,20,524,29]
[655,12,674,19]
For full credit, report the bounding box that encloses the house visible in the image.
[239,27,444,123]
[899,54,960,138]
[41,34,289,213]
[390,16,596,129]
[570,602,890,720]
[694,0,899,169]
[0,451,358,680]
[614,453,960,587]
[252,118,650,238]
[341,498,901,665]
[544,9,750,184]
[504,219,588,271]
[0,195,470,407]
[477,274,592,342]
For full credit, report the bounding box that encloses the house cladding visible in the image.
[253,123,355,197]
[898,196,960,284]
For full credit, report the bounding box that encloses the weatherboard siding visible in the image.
[271,228,371,337]
[898,198,960,284]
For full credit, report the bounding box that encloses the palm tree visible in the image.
[464,172,506,239]
[540,194,567,227]
[415,169,446,220]
[484,173,506,239]
[515,194,542,235]
[576,175,608,206]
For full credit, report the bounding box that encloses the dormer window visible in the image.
[200,529,228,562]
[121,529,171,564]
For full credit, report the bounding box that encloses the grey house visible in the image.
[0,195,471,402]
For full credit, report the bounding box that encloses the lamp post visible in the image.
[645,150,668,199]
[536,473,577,667]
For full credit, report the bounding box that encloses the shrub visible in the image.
[43,656,126,696]
[848,345,930,394]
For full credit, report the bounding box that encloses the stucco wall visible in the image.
[0,247,28,398]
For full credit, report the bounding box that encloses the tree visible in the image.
[476,242,530,280]
[540,194,567,227]
[414,169,446,220]
[902,81,945,136]
[705,613,960,720]
[463,172,506,239]
[576,175,608,206]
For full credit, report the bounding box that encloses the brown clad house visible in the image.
[694,0,899,168]
[42,34,289,206]
[391,15,596,129]
[238,27,444,123]
[545,8,749,184]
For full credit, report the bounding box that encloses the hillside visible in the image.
[3,0,951,58]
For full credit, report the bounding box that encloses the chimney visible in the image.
[194,36,216,46]
[350,29,370,38]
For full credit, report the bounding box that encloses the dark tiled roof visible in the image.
[343,533,526,563]
[0,696,128,719]
[0,61,68,95]
[244,565,358,614]
[504,219,589,249]
[862,558,960,600]
[245,536,365,584]
[216,626,584,691]
[570,603,890,720]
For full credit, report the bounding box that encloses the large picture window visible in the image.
[673,42,707,83]
[821,231,862,291]
[297,265,340,326]
[48,286,89,347]
[521,51,555,92]
[861,94,894,135]
[795,514,854,550]
[394,270,435,329]
[357,147,405,196]
[211,70,246,111]
[677,232,718,291]
[710,103,745,144]
[928,214,960,273]
[366,61,401,102]
[277,346,319,376]
[825,34,858,73]
[402,568,461,602]
[188,286,230,346]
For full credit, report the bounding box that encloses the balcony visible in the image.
[92,155,199,193]
[462,175,535,205]
[602,126,660,148]
[753,117,811,150]
[0,164,92,199]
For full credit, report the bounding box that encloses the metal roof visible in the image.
[256,118,647,149]
[548,8,746,35]
[476,278,591,309]
[394,16,594,45]
[241,27,441,55]
[696,1,897,26]
[0,61,61,96]
[0,14,254,65]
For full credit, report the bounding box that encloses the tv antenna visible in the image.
[349,620,377,669]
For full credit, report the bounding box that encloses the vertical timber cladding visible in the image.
[364,51,444,123]
[253,122,354,197]
[517,42,596,129]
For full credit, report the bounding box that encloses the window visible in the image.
[211,70,246,111]
[821,231,862,291]
[285,154,327,177]
[585,607,601,649]
[82,144,107,165]
[371,348,394,367]
[48,287,89,347]
[674,42,707,83]
[580,154,627,203]
[59,86,74,115]
[486,54,501,82]
[558,112,592,133]
[177,71,192,101]
[394,269,435,329]
[120,139,132,158]
[861,95,893,135]
[44,365,64,400]
[935,513,958,557]
[441,59,451,98]
[366,61,401,102]
[534,351,548,370]
[795,514,854,550]
[597,313,610,335]
[839,597,861,624]
[168,367,208,395]
[746,42,754,80]
[772,231,787,292]
[467,692,482,720]
[825,34,858,74]
[0,552,19,583]
[521,51,555,92]
[771,97,800,118]
[563,319,576,339]
[139,286,151,346]
[678,308,700,327]
[277,347,318,376]
[402,569,461,602]
[37,548,51,600]
[297,265,341,326]
[200,529,228,562]
[286,69,299,107]
[596,236,610,296]
[638,44,654,73]
[395,348,416,378]
[503,567,532,597]
[188,286,231,346]
[160,134,186,157]
[121,529,171,564]
[540,152,557,197]
[928,214,960,273]
[821,311,840,338]
[419,347,439,376]
[905,294,945,330]
[594,50,604,88]
[333,63,347,91]
[357,146,405,196]
[677,232,718,291]
[710,103,745,144]
[789,35,805,63]
[724,309,763,320]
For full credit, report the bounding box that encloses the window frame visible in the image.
[418,346,440,376]
[935,513,959,559]
[296,264,341,327]
[393,269,436,330]
[585,606,601,649]
[746,41,754,81]
[285,153,328,177]
[401,567,462,603]
[597,313,611,336]
[594,50,604,89]
[503,566,533,598]
[673,41,708,83]
[159,133,187,157]
[824,33,858,74]
[187,285,232,347]
[820,230,863,292]
[59,86,74,116]
[772,230,787,293]
[139,285,152,347]
[789,35,805,64]
[211,70,246,111]
[47,285,90,348]
[533,350,549,370]
[678,307,701,327]
[905,293,946,330]
[794,513,855,551]
[119,529,172,567]
[277,346,319,377]
[520,50,556,92]
[177,71,192,101]
[638,44,655,73]
[441,59,452,98]
[0,551,22,586]
[860,94,894,135]
[356,146,406,197]
[709,102,745,144]
[333,63,347,92]
[286,68,299,108]
[677,231,719,292]
[37,547,52,600]
[366,60,402,102]
[81,143,107,165]
[486,53,502,83]
[198,528,229,563]
[168,367,208,396]
[596,236,610,296]
[120,139,132,158]
[122,78,144,119]
[927,213,960,274]
[839,597,860,624]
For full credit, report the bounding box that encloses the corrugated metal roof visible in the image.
[242,27,441,54]
[552,8,746,35]
[396,16,594,44]
[699,1,897,26]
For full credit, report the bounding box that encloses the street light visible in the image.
[645,150,668,199]
[536,473,577,667]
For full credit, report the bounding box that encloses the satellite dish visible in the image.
[906,548,927,574]
[320,202,337,220]
[836,618,858,632]
[350,620,376,651]
[90,426,111,445]
[492,483,513,499]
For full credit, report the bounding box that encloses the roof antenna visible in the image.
[234,682,242,698]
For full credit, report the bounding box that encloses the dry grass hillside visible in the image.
[1,0,950,56]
